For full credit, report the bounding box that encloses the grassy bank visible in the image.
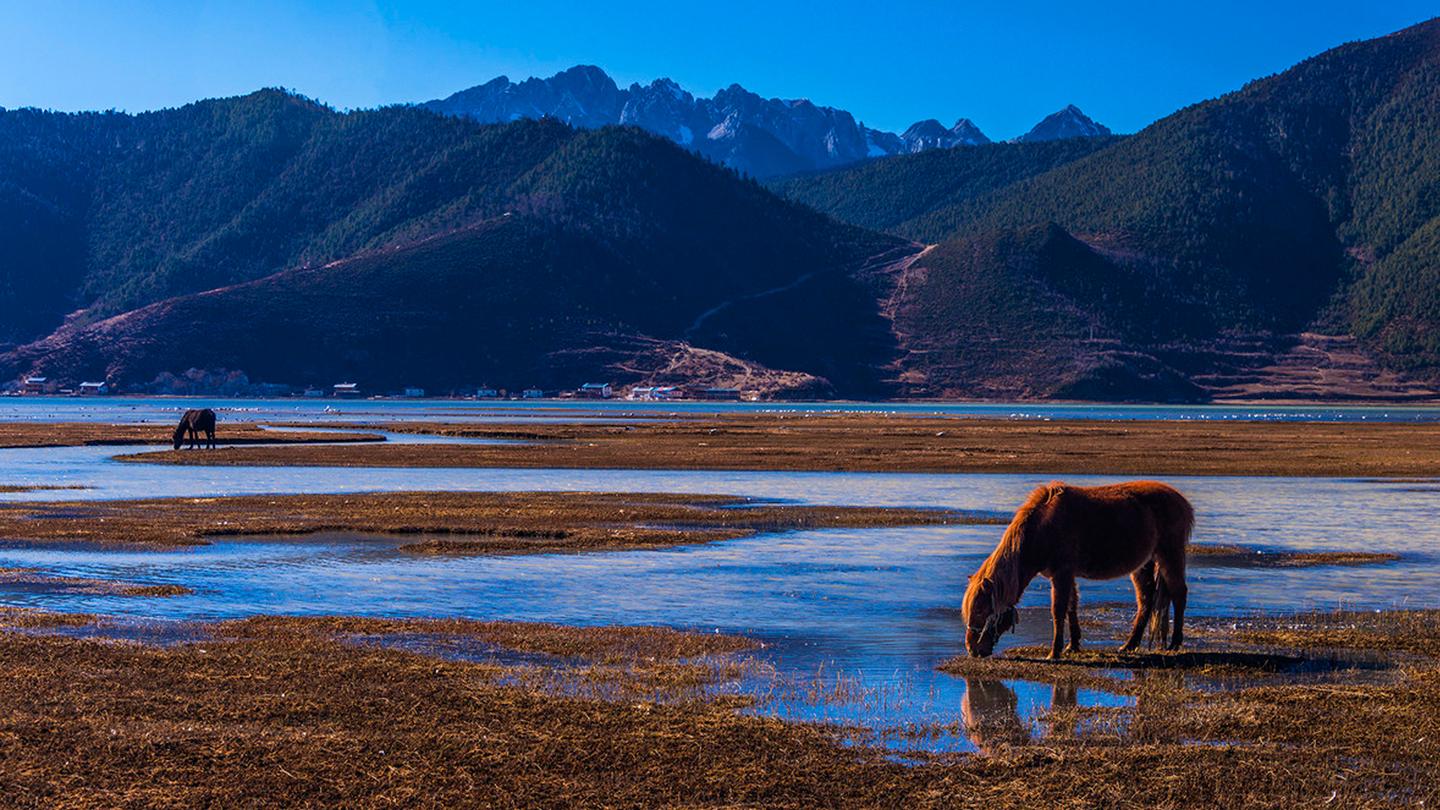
[120,414,1440,477]
[0,490,977,548]
[0,422,381,449]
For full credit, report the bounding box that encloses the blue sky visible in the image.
[0,1,1434,139]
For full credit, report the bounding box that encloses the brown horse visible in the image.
[172,408,217,450]
[962,481,1193,659]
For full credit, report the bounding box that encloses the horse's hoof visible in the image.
[1065,644,1082,654]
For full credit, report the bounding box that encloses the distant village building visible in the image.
[21,376,48,394]
[332,382,361,397]
[475,386,499,398]
[78,381,109,396]
[578,383,613,399]
[522,388,545,399]
[628,385,682,401]
[403,387,426,398]
[302,387,326,398]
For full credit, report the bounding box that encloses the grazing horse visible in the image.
[962,481,1193,659]
[172,408,217,450]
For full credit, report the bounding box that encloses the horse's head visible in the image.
[963,575,1018,658]
[172,422,186,450]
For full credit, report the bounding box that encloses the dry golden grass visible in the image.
[1188,542,1401,567]
[0,421,379,449]
[117,413,1440,476]
[221,614,758,661]
[0,609,1436,806]
[0,490,974,548]
[0,568,194,597]
[0,607,97,628]
[1226,608,1440,658]
[0,614,941,808]
[933,609,1440,806]
[0,485,88,493]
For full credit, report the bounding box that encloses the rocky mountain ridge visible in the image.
[423,66,1105,177]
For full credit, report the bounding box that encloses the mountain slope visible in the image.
[9,20,1440,401]
[929,19,1440,348]
[883,226,1202,400]
[9,213,901,395]
[778,18,1440,394]
[0,98,904,395]
[767,137,1120,234]
[0,91,596,335]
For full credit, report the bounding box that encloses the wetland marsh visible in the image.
[0,399,1436,805]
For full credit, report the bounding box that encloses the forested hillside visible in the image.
[767,137,1119,234]
[0,94,901,395]
[5,18,1440,400]
[776,18,1440,394]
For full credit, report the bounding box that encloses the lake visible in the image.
[0,399,1435,753]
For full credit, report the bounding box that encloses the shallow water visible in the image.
[0,400,1436,752]
[4,396,1440,424]
[0,501,1433,751]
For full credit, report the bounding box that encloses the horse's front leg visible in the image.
[1048,575,1074,659]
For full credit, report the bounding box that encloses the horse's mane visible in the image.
[969,483,1064,609]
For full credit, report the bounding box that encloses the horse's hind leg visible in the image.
[1065,585,1082,653]
[1048,574,1074,659]
[1157,553,1188,651]
[1120,561,1156,652]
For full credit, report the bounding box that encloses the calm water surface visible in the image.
[5,395,1440,424]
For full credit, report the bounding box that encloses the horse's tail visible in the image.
[1149,485,1192,646]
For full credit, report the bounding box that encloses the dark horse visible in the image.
[172,408,217,450]
[962,481,1193,659]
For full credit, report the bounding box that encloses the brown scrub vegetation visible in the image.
[124,414,1440,477]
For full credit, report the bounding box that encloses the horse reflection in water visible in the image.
[959,678,1079,754]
